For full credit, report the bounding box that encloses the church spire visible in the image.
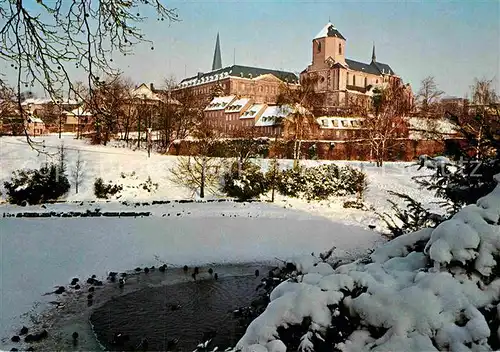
[212,32,222,71]
[371,42,376,62]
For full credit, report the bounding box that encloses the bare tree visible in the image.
[276,75,321,168]
[227,126,266,174]
[169,121,225,198]
[88,74,134,145]
[0,83,15,118]
[361,80,412,167]
[1,0,178,149]
[417,76,444,118]
[471,78,498,106]
[71,151,85,194]
[446,78,499,159]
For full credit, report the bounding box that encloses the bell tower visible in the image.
[311,23,346,69]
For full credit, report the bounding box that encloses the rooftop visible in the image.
[178,65,299,88]
[204,95,237,111]
[314,23,346,40]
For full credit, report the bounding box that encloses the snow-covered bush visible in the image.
[275,167,305,198]
[274,164,367,201]
[222,161,268,201]
[93,177,123,199]
[232,173,500,352]
[4,163,70,205]
[139,176,159,193]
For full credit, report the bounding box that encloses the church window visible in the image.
[364,77,368,87]
[317,41,322,53]
[376,79,379,84]
[353,76,356,86]
[339,43,342,55]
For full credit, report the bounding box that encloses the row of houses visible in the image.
[202,94,417,141]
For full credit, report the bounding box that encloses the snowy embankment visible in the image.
[0,134,441,230]
[233,174,500,352]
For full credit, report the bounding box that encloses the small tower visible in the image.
[311,22,346,69]
[371,43,376,63]
[212,32,222,71]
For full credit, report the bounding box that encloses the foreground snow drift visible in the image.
[234,173,500,351]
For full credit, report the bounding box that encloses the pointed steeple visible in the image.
[212,32,222,71]
[371,42,376,62]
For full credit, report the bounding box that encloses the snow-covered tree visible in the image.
[232,172,500,351]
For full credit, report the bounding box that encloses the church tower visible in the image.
[311,23,346,69]
[212,32,222,71]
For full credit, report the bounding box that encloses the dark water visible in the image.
[90,274,264,351]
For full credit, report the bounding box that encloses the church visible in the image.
[301,22,412,114]
[173,22,411,114]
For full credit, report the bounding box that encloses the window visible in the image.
[339,43,342,55]
[317,41,322,53]
[346,73,349,86]
[376,79,379,84]
[364,77,368,87]
[353,75,356,86]
[321,119,328,127]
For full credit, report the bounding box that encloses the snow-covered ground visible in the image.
[0,134,444,348]
[0,201,380,347]
[0,134,441,230]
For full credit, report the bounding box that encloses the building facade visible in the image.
[173,66,299,107]
[301,23,412,114]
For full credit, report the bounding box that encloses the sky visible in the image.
[3,0,499,98]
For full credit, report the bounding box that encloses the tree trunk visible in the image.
[237,157,242,176]
[137,115,141,149]
[200,157,206,198]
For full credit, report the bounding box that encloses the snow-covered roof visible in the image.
[64,107,92,117]
[205,95,236,111]
[255,105,292,127]
[240,104,266,120]
[316,116,365,129]
[225,98,251,113]
[177,65,299,88]
[408,117,458,140]
[131,84,161,101]
[27,116,44,124]
[21,98,79,106]
[314,22,345,40]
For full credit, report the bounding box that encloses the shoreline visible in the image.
[3,263,273,352]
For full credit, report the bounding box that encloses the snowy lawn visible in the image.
[0,134,442,230]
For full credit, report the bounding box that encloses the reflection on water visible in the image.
[90,274,264,351]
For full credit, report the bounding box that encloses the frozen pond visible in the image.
[0,204,380,349]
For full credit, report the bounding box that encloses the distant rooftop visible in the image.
[345,59,395,76]
[178,65,299,88]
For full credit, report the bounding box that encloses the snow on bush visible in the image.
[222,161,268,201]
[275,164,367,201]
[232,173,500,351]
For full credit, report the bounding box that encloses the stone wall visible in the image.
[167,138,450,161]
